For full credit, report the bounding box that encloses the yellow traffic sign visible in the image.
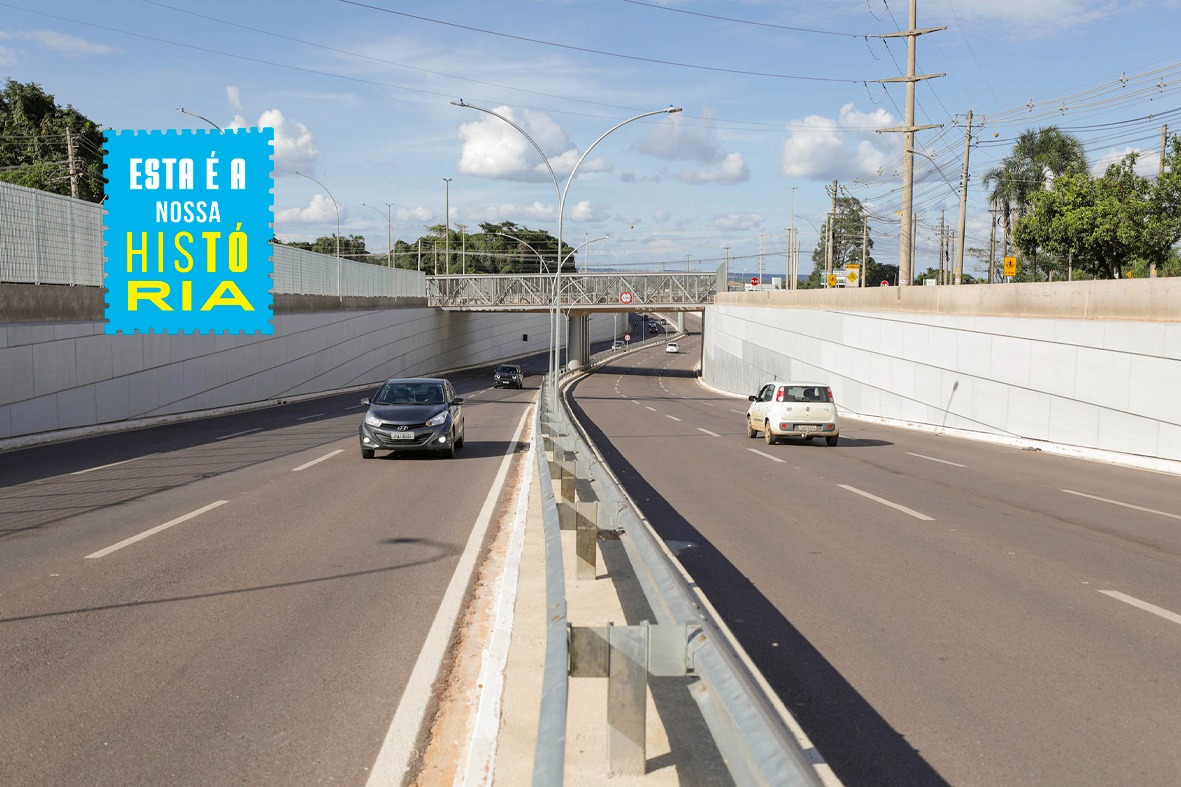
[1003,256,1018,277]
[827,273,837,288]
[845,269,859,285]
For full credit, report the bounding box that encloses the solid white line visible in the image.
[666,414,682,422]
[292,449,344,472]
[747,448,786,464]
[838,484,935,521]
[296,413,324,420]
[1062,489,1181,521]
[367,406,532,787]
[215,428,261,440]
[697,428,720,437]
[85,500,229,559]
[1099,590,1181,626]
[71,457,142,475]
[906,451,967,468]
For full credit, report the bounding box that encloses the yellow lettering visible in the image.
[202,231,220,273]
[201,280,254,311]
[174,232,194,272]
[128,281,171,311]
[127,232,148,273]
[181,280,192,311]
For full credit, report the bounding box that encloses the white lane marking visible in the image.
[698,428,720,437]
[747,448,786,464]
[71,457,143,475]
[85,500,229,559]
[666,414,682,422]
[838,484,935,521]
[701,402,715,407]
[730,409,747,415]
[645,406,657,411]
[906,452,967,468]
[343,403,366,409]
[292,449,344,472]
[367,406,532,786]
[1062,489,1181,521]
[215,428,261,440]
[1099,590,1181,627]
[296,413,324,420]
[630,400,641,404]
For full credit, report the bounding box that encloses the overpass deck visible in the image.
[426,271,721,312]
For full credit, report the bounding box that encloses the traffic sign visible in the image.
[827,273,837,288]
[845,269,859,285]
[1003,256,1018,277]
[619,291,633,304]
[750,276,759,286]
[624,333,631,341]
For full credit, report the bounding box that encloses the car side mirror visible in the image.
[452,398,464,405]
[361,397,371,406]
[748,395,757,401]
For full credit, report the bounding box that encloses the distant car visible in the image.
[611,340,625,351]
[745,382,840,446]
[665,341,679,353]
[493,363,524,389]
[649,325,659,334]
[660,318,668,325]
[359,377,465,459]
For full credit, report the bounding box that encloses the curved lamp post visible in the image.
[176,107,221,131]
[294,171,341,300]
[362,202,393,267]
[451,100,681,394]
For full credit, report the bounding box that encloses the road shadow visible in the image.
[569,396,950,787]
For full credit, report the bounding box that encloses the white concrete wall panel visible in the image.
[703,302,1180,467]
[0,308,613,441]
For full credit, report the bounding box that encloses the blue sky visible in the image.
[4,0,1181,277]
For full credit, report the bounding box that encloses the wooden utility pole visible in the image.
[65,127,79,199]
[1153,124,1168,278]
[955,110,972,284]
[861,216,868,288]
[939,210,946,284]
[825,179,837,282]
[878,0,945,286]
[988,205,999,284]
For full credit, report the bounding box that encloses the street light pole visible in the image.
[176,107,222,131]
[452,100,681,398]
[443,177,452,275]
[362,202,393,267]
[294,170,341,299]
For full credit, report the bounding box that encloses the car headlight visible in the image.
[364,412,382,427]
[425,411,448,427]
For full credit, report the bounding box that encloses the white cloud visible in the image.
[652,209,672,224]
[396,206,434,224]
[1091,146,1158,177]
[636,111,726,162]
[456,105,606,182]
[712,213,765,231]
[571,199,609,222]
[0,46,13,66]
[781,103,898,180]
[276,194,343,224]
[0,30,114,55]
[228,109,318,174]
[226,86,243,112]
[928,0,1113,36]
[677,152,750,185]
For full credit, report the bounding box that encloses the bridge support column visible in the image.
[677,313,685,333]
[566,313,590,370]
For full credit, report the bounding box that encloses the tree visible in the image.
[802,195,875,288]
[0,79,105,202]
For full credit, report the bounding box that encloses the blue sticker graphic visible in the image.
[103,128,274,334]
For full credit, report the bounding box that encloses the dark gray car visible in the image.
[359,377,465,459]
[493,364,524,389]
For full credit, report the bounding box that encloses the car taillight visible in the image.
[826,389,834,402]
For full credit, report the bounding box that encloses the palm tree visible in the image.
[983,126,1088,279]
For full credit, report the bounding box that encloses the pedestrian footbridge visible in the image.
[425,269,724,370]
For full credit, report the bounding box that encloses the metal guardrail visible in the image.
[529,337,824,786]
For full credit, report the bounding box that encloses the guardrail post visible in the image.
[607,622,648,775]
[576,501,599,580]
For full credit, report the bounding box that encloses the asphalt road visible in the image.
[567,317,1181,786]
[0,355,551,786]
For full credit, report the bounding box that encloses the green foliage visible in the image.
[804,195,876,288]
[0,78,105,202]
[1014,138,1181,279]
[376,221,576,275]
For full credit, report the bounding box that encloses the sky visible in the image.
[4,0,1181,278]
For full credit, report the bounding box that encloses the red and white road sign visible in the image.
[619,291,633,304]
[750,276,759,286]
[624,333,631,341]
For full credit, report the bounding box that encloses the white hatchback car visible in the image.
[746,382,840,446]
[665,341,679,353]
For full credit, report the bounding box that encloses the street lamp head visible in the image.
[665,106,683,114]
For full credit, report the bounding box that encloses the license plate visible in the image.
[797,425,819,433]
[385,430,415,440]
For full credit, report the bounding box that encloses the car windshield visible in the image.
[373,382,445,405]
[497,366,519,375]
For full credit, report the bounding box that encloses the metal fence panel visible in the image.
[0,181,103,286]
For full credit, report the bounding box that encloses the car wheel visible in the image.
[444,430,457,458]
[826,435,839,447]
[361,448,375,459]
[746,417,757,439]
[456,425,465,449]
[764,421,776,445]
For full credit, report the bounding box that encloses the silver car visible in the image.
[746,382,840,446]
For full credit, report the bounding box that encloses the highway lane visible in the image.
[567,320,1181,786]
[0,357,547,785]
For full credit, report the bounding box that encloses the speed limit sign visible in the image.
[620,291,633,304]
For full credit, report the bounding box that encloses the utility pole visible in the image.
[861,216,868,288]
[939,210,946,284]
[442,178,452,274]
[789,186,797,290]
[955,110,972,284]
[65,127,80,199]
[1154,124,1168,278]
[988,205,999,284]
[758,233,765,287]
[878,0,945,287]
[825,180,837,283]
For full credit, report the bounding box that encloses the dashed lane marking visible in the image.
[838,484,935,521]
